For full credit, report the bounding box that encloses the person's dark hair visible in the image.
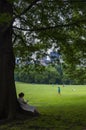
[18,92,24,97]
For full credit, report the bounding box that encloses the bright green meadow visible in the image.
[0,82,86,130]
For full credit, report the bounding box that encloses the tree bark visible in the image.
[0,0,17,120]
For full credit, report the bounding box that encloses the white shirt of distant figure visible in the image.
[72,88,76,92]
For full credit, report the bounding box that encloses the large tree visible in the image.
[0,0,86,120]
[0,0,17,120]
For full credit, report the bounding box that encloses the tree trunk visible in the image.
[0,0,17,120]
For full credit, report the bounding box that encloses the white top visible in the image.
[18,97,35,112]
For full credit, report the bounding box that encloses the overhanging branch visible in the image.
[13,20,86,32]
[3,0,42,33]
[14,0,42,20]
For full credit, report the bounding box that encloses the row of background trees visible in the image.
[15,65,86,85]
[15,59,86,85]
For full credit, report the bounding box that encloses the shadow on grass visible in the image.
[0,113,86,130]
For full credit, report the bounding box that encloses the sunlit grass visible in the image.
[0,82,86,130]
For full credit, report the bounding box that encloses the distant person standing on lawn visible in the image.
[57,86,61,95]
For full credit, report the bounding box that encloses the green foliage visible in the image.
[13,0,86,72]
[15,65,60,84]
[1,0,86,81]
[15,59,86,84]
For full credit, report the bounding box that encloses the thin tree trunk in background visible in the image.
[0,0,17,120]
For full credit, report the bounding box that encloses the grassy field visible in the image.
[0,82,86,130]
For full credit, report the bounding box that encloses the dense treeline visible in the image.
[15,65,61,84]
[15,65,86,85]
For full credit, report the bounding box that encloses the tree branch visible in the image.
[14,0,42,20]
[13,19,86,32]
[2,0,41,33]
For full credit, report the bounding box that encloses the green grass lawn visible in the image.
[0,82,86,130]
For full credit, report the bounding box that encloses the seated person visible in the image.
[17,92,40,115]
